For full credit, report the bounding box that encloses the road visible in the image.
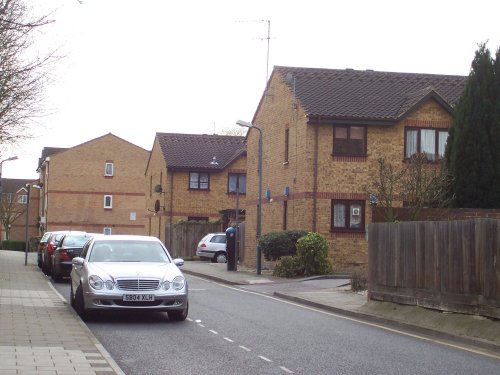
[52,275,500,375]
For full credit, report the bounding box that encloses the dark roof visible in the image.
[274,66,467,125]
[156,133,246,171]
[0,178,34,194]
[37,147,68,170]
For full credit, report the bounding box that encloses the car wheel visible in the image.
[74,285,93,321]
[215,252,227,263]
[70,283,76,308]
[42,257,49,275]
[51,261,62,283]
[169,302,188,322]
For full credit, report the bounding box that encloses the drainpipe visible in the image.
[312,126,318,232]
[168,171,174,248]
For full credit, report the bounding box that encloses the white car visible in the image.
[70,235,188,321]
[196,233,227,263]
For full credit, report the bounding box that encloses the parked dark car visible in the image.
[42,231,78,275]
[37,232,52,269]
[51,232,94,282]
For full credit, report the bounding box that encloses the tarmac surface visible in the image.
[1,250,499,374]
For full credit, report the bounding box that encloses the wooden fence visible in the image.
[165,222,221,258]
[164,222,246,261]
[368,218,500,319]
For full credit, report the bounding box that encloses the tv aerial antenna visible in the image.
[237,19,273,86]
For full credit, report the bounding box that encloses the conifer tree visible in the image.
[445,44,497,208]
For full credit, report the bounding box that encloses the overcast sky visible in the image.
[2,0,500,179]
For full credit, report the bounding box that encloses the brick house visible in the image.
[0,179,39,242]
[36,133,149,235]
[243,66,466,272]
[145,133,246,243]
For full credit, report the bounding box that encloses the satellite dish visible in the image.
[154,200,160,213]
[154,185,163,193]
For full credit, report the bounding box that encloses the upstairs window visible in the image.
[333,126,366,156]
[331,200,365,231]
[405,128,448,161]
[105,163,114,176]
[228,173,246,194]
[18,194,28,204]
[189,172,209,190]
[104,195,113,209]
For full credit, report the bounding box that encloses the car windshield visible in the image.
[89,240,170,263]
[63,235,89,247]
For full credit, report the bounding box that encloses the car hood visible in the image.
[88,262,183,280]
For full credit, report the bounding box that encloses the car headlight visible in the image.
[105,280,114,290]
[161,281,170,290]
[89,275,104,290]
[172,276,185,291]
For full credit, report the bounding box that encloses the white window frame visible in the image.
[105,163,114,176]
[104,195,113,209]
[103,227,112,235]
[18,195,28,204]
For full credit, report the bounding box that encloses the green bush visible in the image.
[1,240,26,252]
[259,230,308,261]
[272,256,303,278]
[296,232,332,276]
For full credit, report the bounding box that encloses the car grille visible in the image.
[116,279,160,291]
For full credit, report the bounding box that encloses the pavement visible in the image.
[1,251,499,375]
[0,250,124,375]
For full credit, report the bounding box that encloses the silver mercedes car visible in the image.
[70,235,188,321]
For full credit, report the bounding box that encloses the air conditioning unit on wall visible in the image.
[352,207,360,216]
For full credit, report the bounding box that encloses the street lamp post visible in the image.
[0,156,18,194]
[236,120,263,275]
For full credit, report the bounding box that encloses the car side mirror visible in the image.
[72,257,85,266]
[173,258,184,267]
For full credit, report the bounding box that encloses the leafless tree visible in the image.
[368,155,453,222]
[217,126,247,137]
[0,0,56,150]
[368,158,406,222]
[0,190,25,240]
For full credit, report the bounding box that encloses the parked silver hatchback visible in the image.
[70,235,188,321]
[196,232,227,263]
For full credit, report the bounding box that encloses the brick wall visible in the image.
[244,73,457,272]
[41,134,149,235]
[145,137,247,243]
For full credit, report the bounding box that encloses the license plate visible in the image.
[123,294,155,301]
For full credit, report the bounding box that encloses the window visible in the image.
[105,163,114,176]
[284,129,289,163]
[103,227,112,235]
[228,173,246,194]
[189,172,209,190]
[331,200,365,231]
[333,126,366,156]
[405,128,448,161]
[18,195,28,204]
[104,195,113,209]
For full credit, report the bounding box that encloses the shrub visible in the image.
[296,232,332,276]
[260,230,308,261]
[350,269,368,292]
[1,240,26,252]
[272,256,303,278]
